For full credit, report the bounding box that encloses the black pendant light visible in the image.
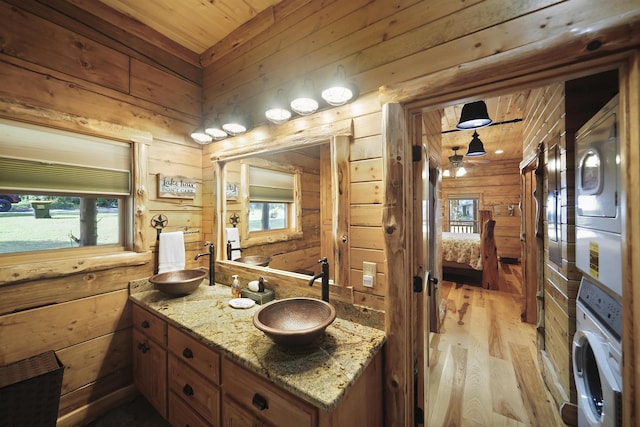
[466,131,487,157]
[456,100,493,130]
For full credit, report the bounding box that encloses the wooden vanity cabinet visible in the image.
[132,304,168,418]
[131,304,383,427]
[167,324,221,427]
[222,357,316,427]
[221,352,383,427]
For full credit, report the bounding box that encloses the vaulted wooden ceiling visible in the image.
[68,0,284,54]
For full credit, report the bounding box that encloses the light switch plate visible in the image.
[363,262,376,287]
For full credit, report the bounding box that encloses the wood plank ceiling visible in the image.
[69,0,284,54]
[64,0,528,168]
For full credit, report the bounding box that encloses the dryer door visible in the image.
[573,330,621,427]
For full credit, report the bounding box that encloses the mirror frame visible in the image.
[210,119,353,288]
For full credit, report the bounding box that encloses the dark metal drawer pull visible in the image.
[182,348,194,359]
[252,393,268,411]
[183,384,194,397]
[141,320,150,328]
[137,342,150,353]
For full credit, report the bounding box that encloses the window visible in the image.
[0,120,131,255]
[448,197,480,233]
[248,166,294,233]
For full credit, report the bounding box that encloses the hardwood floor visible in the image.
[428,263,565,426]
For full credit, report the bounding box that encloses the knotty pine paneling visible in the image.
[0,2,130,93]
[442,158,521,261]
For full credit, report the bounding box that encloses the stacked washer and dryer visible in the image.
[573,95,623,427]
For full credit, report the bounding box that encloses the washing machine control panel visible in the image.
[578,277,622,341]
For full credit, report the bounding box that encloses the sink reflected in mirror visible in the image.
[235,255,272,267]
[149,269,207,296]
[253,297,336,347]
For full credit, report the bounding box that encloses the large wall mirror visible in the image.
[215,133,351,287]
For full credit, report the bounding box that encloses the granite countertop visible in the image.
[129,279,386,411]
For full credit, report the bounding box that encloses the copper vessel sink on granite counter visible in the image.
[128,279,385,411]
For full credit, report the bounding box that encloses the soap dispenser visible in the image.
[231,275,241,298]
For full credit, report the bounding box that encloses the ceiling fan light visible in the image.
[456,167,467,177]
[466,131,487,157]
[190,126,213,144]
[456,101,493,130]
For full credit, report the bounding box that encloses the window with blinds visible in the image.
[248,166,294,232]
[0,119,131,255]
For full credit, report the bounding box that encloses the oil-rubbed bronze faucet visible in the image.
[308,257,329,302]
[195,242,215,286]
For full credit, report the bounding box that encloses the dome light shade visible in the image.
[222,109,251,135]
[265,89,292,124]
[456,101,493,130]
[466,131,487,157]
[190,126,213,144]
[204,115,228,140]
[321,65,355,106]
[290,79,318,115]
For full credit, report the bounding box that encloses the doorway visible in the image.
[408,63,628,425]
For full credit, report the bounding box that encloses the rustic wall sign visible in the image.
[157,174,196,199]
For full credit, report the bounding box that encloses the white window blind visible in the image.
[249,166,294,202]
[0,119,131,195]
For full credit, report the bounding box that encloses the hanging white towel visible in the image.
[158,231,185,273]
[226,227,241,260]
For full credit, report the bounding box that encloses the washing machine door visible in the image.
[573,330,621,427]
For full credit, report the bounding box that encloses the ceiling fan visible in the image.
[444,146,489,177]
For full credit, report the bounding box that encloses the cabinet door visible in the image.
[169,390,213,427]
[222,396,263,427]
[168,354,220,423]
[133,328,167,418]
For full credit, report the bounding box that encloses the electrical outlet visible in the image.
[363,262,376,287]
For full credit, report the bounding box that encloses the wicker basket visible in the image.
[0,351,64,427]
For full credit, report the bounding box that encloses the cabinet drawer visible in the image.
[168,324,220,384]
[169,354,221,424]
[222,357,316,427]
[132,304,166,345]
[169,390,214,427]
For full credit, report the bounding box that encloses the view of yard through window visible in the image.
[0,195,120,254]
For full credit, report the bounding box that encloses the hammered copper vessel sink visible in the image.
[149,269,207,296]
[236,255,272,267]
[253,297,336,347]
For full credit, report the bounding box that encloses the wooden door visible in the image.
[520,161,540,325]
[411,113,430,425]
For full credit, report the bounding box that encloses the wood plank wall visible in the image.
[441,158,522,260]
[200,1,639,424]
[521,72,619,406]
[0,1,207,424]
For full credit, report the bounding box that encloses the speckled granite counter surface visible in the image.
[129,279,386,411]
